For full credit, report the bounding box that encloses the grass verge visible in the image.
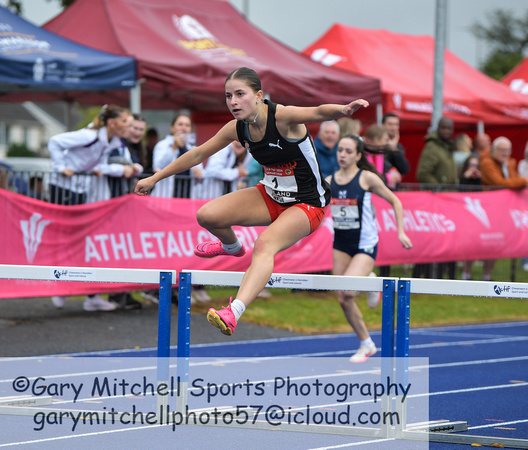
[190,288,528,335]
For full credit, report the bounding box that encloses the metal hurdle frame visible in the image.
[177,270,400,438]
[0,264,177,419]
[176,271,528,447]
[395,278,528,449]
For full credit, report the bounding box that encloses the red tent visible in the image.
[39,0,380,113]
[502,58,528,95]
[303,24,528,180]
[303,24,528,128]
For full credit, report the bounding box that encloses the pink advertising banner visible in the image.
[1,188,528,298]
[0,190,332,298]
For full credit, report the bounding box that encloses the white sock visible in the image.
[222,240,242,254]
[361,337,374,348]
[230,299,246,322]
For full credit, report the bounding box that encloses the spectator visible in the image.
[481,137,528,189]
[472,133,491,160]
[459,154,481,187]
[459,155,482,280]
[48,104,130,312]
[381,112,410,187]
[517,141,528,179]
[337,116,362,138]
[94,114,145,310]
[415,116,456,279]
[363,124,403,188]
[246,157,264,187]
[143,127,159,174]
[326,135,412,362]
[480,136,528,280]
[193,140,253,199]
[517,142,528,271]
[453,133,473,176]
[94,113,144,200]
[151,113,196,198]
[416,116,457,185]
[125,114,147,171]
[314,120,340,178]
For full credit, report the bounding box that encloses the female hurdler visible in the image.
[135,67,369,336]
[327,135,412,362]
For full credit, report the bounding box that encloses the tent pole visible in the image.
[376,103,383,125]
[431,0,447,132]
[477,120,484,134]
[130,82,142,114]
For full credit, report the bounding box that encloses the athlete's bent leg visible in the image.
[236,206,312,307]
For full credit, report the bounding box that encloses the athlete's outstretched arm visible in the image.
[277,99,369,127]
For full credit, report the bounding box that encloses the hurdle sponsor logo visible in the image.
[266,275,313,289]
[20,213,52,263]
[490,283,528,298]
[48,267,97,281]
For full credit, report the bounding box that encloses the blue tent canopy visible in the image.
[0,6,136,93]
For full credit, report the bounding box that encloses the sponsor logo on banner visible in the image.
[309,48,346,67]
[510,209,528,229]
[463,197,490,228]
[20,213,52,263]
[84,228,259,263]
[173,14,251,62]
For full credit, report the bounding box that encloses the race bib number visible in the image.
[330,198,360,230]
[262,165,298,204]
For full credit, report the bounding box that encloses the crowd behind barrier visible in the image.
[0,168,521,282]
[0,169,264,203]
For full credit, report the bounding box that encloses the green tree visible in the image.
[471,9,528,79]
[7,143,36,157]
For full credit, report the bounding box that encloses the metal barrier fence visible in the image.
[0,168,263,203]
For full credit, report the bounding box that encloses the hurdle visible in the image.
[177,270,401,438]
[176,270,528,448]
[0,264,177,420]
[395,278,528,448]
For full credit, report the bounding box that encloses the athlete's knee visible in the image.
[338,291,358,307]
[196,205,213,228]
[252,235,277,257]
[196,202,226,228]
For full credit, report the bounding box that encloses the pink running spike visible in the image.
[194,241,246,259]
[207,297,237,335]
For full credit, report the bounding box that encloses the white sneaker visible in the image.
[51,296,67,308]
[257,288,271,298]
[83,295,117,312]
[349,343,377,363]
[366,272,381,308]
[192,288,211,302]
[141,290,159,304]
